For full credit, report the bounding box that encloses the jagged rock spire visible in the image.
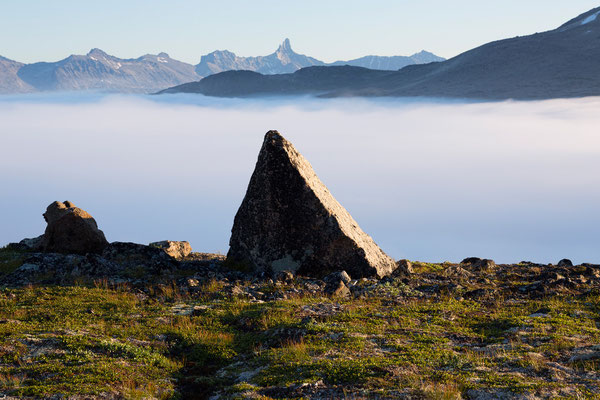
[278,38,292,52]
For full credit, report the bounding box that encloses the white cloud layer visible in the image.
[1,93,600,264]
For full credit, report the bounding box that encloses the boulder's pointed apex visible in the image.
[227,130,397,279]
[263,130,286,146]
[265,129,282,139]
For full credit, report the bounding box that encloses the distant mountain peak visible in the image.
[88,48,107,56]
[206,49,235,57]
[277,38,293,53]
[158,52,170,58]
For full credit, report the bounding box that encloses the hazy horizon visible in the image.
[1,1,598,64]
[2,93,599,265]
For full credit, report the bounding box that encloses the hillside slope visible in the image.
[164,7,600,100]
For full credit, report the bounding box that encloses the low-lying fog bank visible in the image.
[1,93,599,264]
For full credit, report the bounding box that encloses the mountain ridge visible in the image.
[0,40,444,94]
[329,50,444,70]
[162,7,600,100]
[195,39,324,76]
[15,49,200,93]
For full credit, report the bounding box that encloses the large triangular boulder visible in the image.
[227,130,397,278]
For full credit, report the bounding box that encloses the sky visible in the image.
[1,1,599,64]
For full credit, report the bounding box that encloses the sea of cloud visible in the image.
[1,93,599,264]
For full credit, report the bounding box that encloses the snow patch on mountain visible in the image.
[581,11,600,25]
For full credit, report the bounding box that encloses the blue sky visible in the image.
[1,1,598,63]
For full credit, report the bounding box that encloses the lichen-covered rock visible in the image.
[149,240,192,259]
[227,130,397,279]
[324,271,351,285]
[40,201,108,254]
[395,259,414,275]
[461,257,497,272]
[326,280,351,298]
[323,271,353,297]
[275,270,295,283]
[0,242,228,287]
[567,345,600,363]
[558,258,574,267]
[102,242,177,271]
[18,235,44,250]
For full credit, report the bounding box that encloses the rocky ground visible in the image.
[1,245,599,399]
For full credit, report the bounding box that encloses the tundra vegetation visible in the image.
[1,247,599,399]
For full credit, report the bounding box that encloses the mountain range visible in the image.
[196,38,443,76]
[0,40,444,94]
[163,7,600,100]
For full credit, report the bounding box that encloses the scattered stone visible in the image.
[394,259,414,275]
[461,257,497,271]
[226,130,397,279]
[236,367,265,383]
[17,263,39,272]
[445,265,473,279]
[17,235,44,250]
[39,201,109,254]
[464,288,496,300]
[540,271,565,282]
[323,271,352,297]
[326,281,351,298]
[186,278,199,287]
[230,285,245,297]
[300,303,343,319]
[529,312,550,318]
[149,240,192,259]
[568,345,600,363]
[170,304,194,316]
[275,270,295,283]
[192,305,212,316]
[558,259,574,267]
[324,271,351,285]
[185,252,227,262]
[519,261,541,266]
[585,267,600,278]
[102,242,176,271]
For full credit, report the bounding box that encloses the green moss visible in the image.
[411,261,445,273]
[0,284,598,398]
[0,247,25,276]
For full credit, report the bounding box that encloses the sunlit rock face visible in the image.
[227,130,397,279]
[40,201,109,255]
[150,240,192,260]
